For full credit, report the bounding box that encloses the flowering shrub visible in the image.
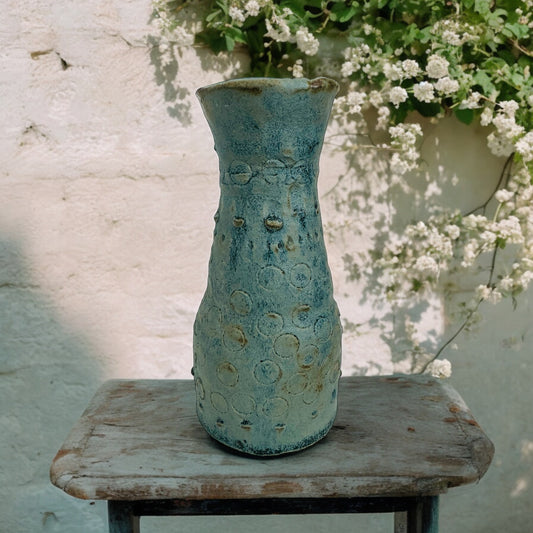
[152,0,533,374]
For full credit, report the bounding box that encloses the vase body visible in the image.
[193,77,342,456]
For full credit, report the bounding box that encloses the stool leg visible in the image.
[108,501,140,533]
[394,496,439,533]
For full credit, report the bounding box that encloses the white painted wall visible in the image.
[1,1,531,531]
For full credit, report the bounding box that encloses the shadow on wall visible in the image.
[148,35,193,125]
[324,113,506,372]
[0,235,105,532]
[147,35,249,125]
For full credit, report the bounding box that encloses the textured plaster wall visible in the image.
[0,1,531,532]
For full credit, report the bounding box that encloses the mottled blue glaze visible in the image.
[193,77,342,456]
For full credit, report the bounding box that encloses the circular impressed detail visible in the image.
[257,312,284,337]
[292,304,313,329]
[314,316,333,341]
[303,387,319,405]
[230,290,252,316]
[216,361,239,387]
[263,160,286,184]
[210,392,229,413]
[257,265,284,290]
[223,325,247,351]
[298,345,319,368]
[254,360,282,384]
[231,393,256,415]
[285,372,308,395]
[274,333,300,358]
[262,397,289,419]
[290,263,312,288]
[229,161,252,184]
[195,377,205,400]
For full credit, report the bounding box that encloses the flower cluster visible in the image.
[155,0,533,371]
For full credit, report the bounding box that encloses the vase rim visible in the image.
[196,77,339,99]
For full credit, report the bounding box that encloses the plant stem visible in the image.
[464,152,514,216]
[419,301,481,373]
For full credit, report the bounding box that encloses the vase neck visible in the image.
[197,78,338,168]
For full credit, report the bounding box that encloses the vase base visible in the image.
[198,413,337,457]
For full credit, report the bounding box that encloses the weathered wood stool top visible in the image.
[50,376,493,532]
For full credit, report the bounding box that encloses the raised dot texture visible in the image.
[264,216,283,232]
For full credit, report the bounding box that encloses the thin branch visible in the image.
[464,153,514,216]
[419,301,481,373]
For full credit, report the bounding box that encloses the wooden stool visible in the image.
[50,376,493,532]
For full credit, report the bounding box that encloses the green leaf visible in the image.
[195,29,228,54]
[473,70,496,95]
[413,100,442,118]
[225,33,235,51]
[454,108,475,125]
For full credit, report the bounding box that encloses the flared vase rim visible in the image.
[196,76,339,100]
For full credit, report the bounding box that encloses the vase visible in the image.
[193,77,342,456]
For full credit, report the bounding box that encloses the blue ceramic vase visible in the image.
[193,77,342,456]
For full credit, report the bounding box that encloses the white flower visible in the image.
[229,6,246,24]
[499,276,514,292]
[295,26,319,56]
[244,0,260,17]
[413,81,435,103]
[368,90,383,107]
[434,76,459,95]
[487,132,515,157]
[495,216,523,243]
[341,61,355,78]
[461,240,478,267]
[389,86,408,107]
[426,54,449,78]
[414,255,439,275]
[401,59,421,78]
[498,100,520,117]
[516,131,533,162]
[383,62,403,81]
[494,189,514,203]
[480,107,493,126]
[479,230,497,244]
[445,224,461,240]
[441,30,463,45]
[377,106,390,130]
[345,90,366,114]
[425,359,452,379]
[291,59,304,78]
[265,14,293,42]
[460,91,483,109]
